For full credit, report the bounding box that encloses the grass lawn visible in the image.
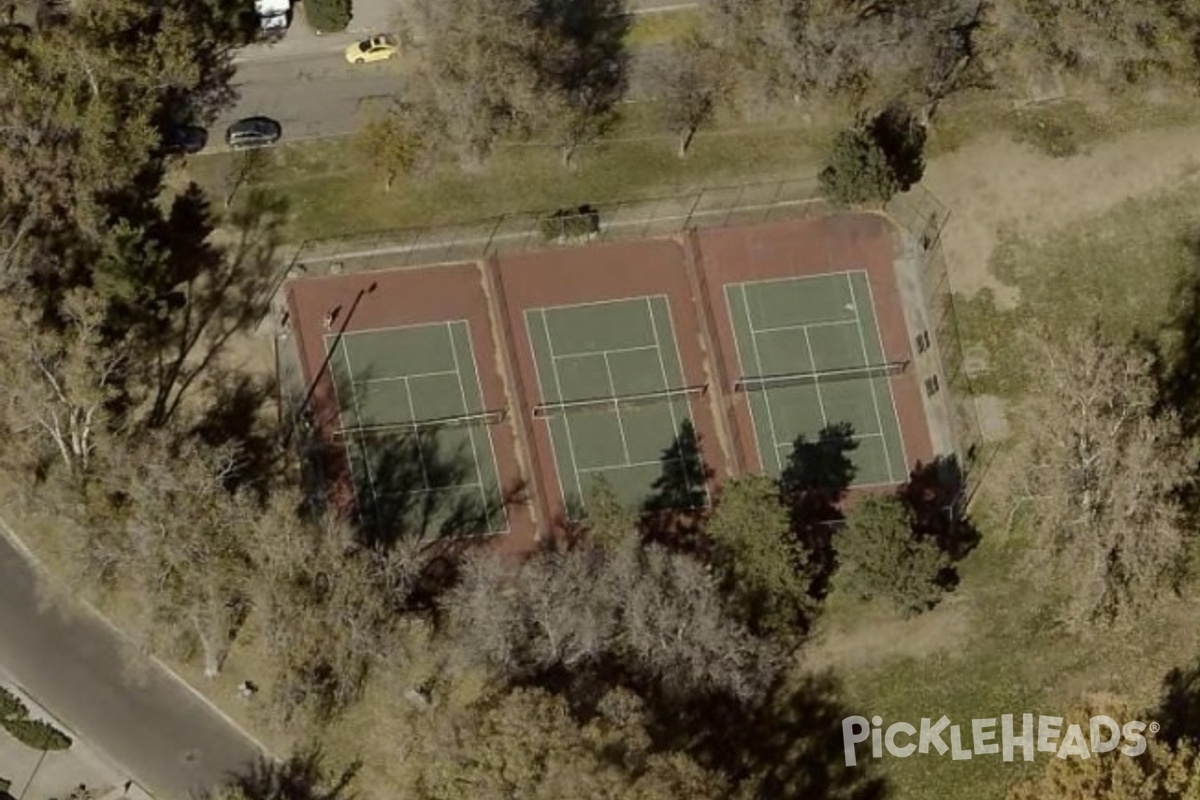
[821,178,1200,799]
[183,108,840,242]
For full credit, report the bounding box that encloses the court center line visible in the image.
[741,287,786,475]
[578,458,667,473]
[860,271,910,483]
[847,272,895,483]
[401,376,432,490]
[800,325,830,442]
[446,321,491,519]
[541,309,588,515]
[603,351,633,465]
[552,344,660,362]
[460,320,511,534]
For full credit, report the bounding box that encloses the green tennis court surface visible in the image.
[325,321,507,537]
[527,296,708,517]
[726,272,908,486]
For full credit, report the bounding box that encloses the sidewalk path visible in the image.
[0,528,263,799]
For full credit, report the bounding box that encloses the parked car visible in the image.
[161,125,208,155]
[225,117,281,150]
[344,34,398,64]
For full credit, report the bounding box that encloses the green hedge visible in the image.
[0,687,72,751]
[3,719,71,751]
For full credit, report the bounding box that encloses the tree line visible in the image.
[358,0,1200,185]
[7,0,1200,797]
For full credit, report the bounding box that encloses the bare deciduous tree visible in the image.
[1019,325,1198,624]
[248,494,433,724]
[0,290,122,475]
[403,0,542,169]
[109,434,258,677]
[447,537,781,700]
[656,35,726,158]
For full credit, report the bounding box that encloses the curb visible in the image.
[0,510,276,777]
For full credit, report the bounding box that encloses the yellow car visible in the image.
[344,34,398,64]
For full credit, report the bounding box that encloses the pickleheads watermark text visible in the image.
[841,715,1158,766]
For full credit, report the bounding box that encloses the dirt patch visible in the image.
[975,395,1011,442]
[801,598,972,674]
[923,125,1200,305]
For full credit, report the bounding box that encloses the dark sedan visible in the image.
[225,116,282,150]
[161,125,208,155]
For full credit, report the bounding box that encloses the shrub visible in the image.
[304,0,350,33]
[835,495,948,616]
[818,123,900,207]
[539,205,600,242]
[3,719,71,751]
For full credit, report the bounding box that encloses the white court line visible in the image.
[773,431,885,451]
[446,321,492,520]
[860,272,910,483]
[540,309,588,513]
[740,287,785,475]
[331,318,472,338]
[578,458,667,473]
[658,296,711,507]
[801,325,830,429]
[645,297,680,448]
[752,318,861,335]
[603,352,632,464]
[459,320,512,534]
[723,284,767,472]
[726,269,865,291]
[401,376,431,489]
[847,273,895,483]
[552,344,660,362]
[535,292,672,315]
[354,368,461,385]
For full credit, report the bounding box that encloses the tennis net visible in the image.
[533,384,707,419]
[334,409,506,438]
[733,361,908,393]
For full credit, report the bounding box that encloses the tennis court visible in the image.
[525,296,708,516]
[726,271,908,486]
[325,320,508,536]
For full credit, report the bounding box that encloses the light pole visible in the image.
[285,280,377,449]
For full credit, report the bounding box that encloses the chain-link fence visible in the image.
[885,185,988,507]
[283,177,828,275]
[278,176,986,505]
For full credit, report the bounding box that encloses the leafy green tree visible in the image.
[705,475,811,637]
[818,121,900,206]
[836,495,947,615]
[303,0,351,33]
[583,476,637,549]
[358,101,438,191]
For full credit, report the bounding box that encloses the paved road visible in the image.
[215,44,670,145]
[0,532,263,799]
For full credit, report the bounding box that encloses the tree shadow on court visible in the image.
[643,671,889,800]
[351,423,525,550]
[780,422,859,601]
[642,419,714,552]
